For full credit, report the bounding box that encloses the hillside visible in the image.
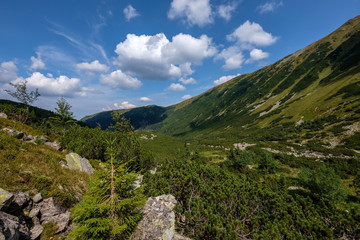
[83,15,360,155]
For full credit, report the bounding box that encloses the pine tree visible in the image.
[69,138,146,240]
[50,97,76,136]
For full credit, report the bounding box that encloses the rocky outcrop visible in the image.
[130,194,190,240]
[64,153,94,174]
[0,112,7,119]
[0,188,14,211]
[2,128,60,150]
[0,189,71,240]
[0,211,20,240]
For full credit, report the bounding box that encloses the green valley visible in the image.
[1,15,360,240]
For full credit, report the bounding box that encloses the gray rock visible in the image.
[0,113,7,119]
[0,211,20,240]
[30,225,43,240]
[2,128,25,140]
[0,188,14,211]
[32,193,42,204]
[38,198,62,219]
[38,197,70,233]
[133,174,143,189]
[44,141,61,151]
[13,192,31,209]
[173,233,192,240]
[23,135,34,142]
[59,160,68,169]
[65,153,94,174]
[39,136,49,143]
[28,208,40,219]
[130,194,189,240]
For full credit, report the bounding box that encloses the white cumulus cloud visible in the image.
[168,0,213,27]
[30,53,46,70]
[217,3,237,21]
[182,94,191,100]
[140,97,152,102]
[216,46,245,70]
[100,70,142,90]
[123,5,140,21]
[167,83,186,91]
[114,33,216,80]
[14,72,87,97]
[257,1,283,14]
[214,74,237,86]
[76,60,109,72]
[114,101,136,109]
[0,61,18,83]
[217,21,277,69]
[179,77,197,85]
[246,48,269,63]
[227,20,278,47]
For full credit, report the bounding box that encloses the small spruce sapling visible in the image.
[69,137,145,240]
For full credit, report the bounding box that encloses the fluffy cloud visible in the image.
[100,70,142,90]
[114,101,136,109]
[30,53,45,70]
[217,3,237,21]
[217,21,277,69]
[0,61,18,83]
[167,83,186,91]
[114,33,216,80]
[179,77,197,85]
[140,97,152,102]
[246,48,269,63]
[182,94,191,100]
[14,72,87,97]
[214,74,237,86]
[76,60,109,72]
[123,5,140,21]
[216,46,244,70]
[227,21,278,47]
[168,0,213,27]
[257,1,283,14]
[163,34,216,64]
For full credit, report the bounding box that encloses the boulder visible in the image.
[13,192,31,209]
[23,135,34,142]
[130,194,185,240]
[2,128,25,140]
[30,225,43,240]
[32,193,42,204]
[0,188,14,211]
[65,153,94,174]
[37,197,70,233]
[44,141,61,151]
[0,113,7,119]
[174,233,192,240]
[39,136,49,143]
[28,208,40,219]
[0,211,20,240]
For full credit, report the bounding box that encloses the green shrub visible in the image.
[299,166,346,201]
[258,152,280,173]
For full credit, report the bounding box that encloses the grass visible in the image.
[0,122,88,208]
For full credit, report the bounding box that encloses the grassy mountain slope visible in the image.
[83,16,360,151]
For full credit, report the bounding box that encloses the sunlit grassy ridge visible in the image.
[82,16,360,154]
[0,118,88,207]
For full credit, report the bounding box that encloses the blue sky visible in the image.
[0,0,359,119]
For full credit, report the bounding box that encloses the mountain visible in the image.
[83,16,360,149]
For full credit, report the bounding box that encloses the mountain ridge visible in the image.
[82,15,360,150]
